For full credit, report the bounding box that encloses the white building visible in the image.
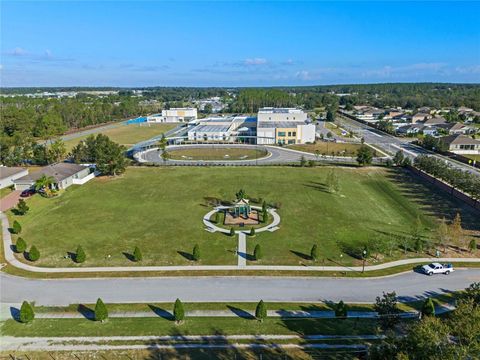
[187,116,247,141]
[256,108,315,145]
[0,167,28,190]
[147,108,197,123]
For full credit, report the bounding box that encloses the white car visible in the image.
[421,263,454,276]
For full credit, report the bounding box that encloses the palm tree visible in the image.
[34,175,55,192]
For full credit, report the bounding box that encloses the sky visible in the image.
[1,1,479,87]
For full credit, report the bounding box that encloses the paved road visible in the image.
[336,114,480,176]
[2,270,479,306]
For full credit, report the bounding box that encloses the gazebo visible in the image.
[231,198,251,218]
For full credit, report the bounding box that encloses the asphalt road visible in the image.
[2,270,479,306]
[336,115,480,176]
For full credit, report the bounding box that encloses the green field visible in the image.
[63,123,177,151]
[289,142,361,156]
[9,166,479,267]
[168,147,268,160]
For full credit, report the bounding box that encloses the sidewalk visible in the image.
[2,212,480,274]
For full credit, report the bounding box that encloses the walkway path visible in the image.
[237,232,247,267]
[3,212,480,274]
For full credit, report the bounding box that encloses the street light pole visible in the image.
[362,249,367,273]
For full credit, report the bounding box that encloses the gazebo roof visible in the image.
[234,198,250,206]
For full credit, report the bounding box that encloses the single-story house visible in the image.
[0,167,29,190]
[13,163,93,191]
[412,112,432,123]
[396,124,424,135]
[439,134,480,155]
[422,116,447,126]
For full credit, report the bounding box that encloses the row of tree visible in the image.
[413,155,480,199]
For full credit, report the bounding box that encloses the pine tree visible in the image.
[310,244,318,261]
[28,245,40,262]
[335,300,348,318]
[75,245,86,263]
[174,298,185,323]
[192,244,200,261]
[133,246,142,262]
[421,298,435,317]
[229,227,235,237]
[255,300,267,322]
[469,238,477,253]
[262,208,268,223]
[19,301,35,323]
[12,220,22,234]
[16,199,30,215]
[94,298,108,322]
[254,244,262,260]
[250,228,256,237]
[15,237,27,253]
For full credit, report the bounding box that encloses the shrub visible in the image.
[28,245,40,262]
[15,237,27,253]
[94,298,108,322]
[16,199,29,215]
[421,297,435,317]
[335,300,348,318]
[75,245,86,263]
[262,209,268,223]
[255,300,267,322]
[229,227,235,237]
[254,244,262,260]
[133,246,142,262]
[374,291,400,329]
[250,228,256,236]
[174,298,185,323]
[310,244,318,261]
[192,244,200,261]
[19,301,34,323]
[469,238,477,253]
[214,211,220,224]
[12,220,22,234]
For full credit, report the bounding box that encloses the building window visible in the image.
[292,132,296,136]
[288,132,292,137]
[278,132,286,137]
[288,139,295,144]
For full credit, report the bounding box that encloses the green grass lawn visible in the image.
[288,142,361,157]
[168,147,268,160]
[64,123,177,151]
[463,154,480,162]
[9,166,479,267]
[0,317,379,337]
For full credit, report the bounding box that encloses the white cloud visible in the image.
[295,70,310,80]
[8,47,29,56]
[244,58,267,65]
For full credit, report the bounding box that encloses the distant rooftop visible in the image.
[258,107,304,114]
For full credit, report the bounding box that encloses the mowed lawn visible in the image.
[289,142,362,157]
[64,123,177,151]
[168,147,268,160]
[9,167,479,267]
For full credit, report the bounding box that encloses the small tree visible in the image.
[16,199,30,215]
[192,244,200,261]
[310,244,318,261]
[12,220,22,234]
[450,212,464,248]
[393,150,405,166]
[229,227,235,237]
[468,238,477,253]
[262,208,268,223]
[299,155,307,167]
[75,245,86,263]
[250,227,256,237]
[356,145,373,166]
[335,300,348,318]
[94,298,108,322]
[174,298,185,323]
[374,291,400,330]
[254,244,262,261]
[15,237,27,253]
[19,301,35,323]
[421,297,435,317]
[133,246,142,262]
[28,245,40,262]
[255,300,267,322]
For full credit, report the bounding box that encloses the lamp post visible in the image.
[362,249,367,273]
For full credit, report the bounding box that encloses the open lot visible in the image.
[8,166,479,267]
[63,123,177,151]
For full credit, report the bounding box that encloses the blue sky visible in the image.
[1,1,479,87]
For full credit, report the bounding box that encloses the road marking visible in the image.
[366,130,383,138]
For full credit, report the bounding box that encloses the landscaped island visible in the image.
[167,147,268,161]
[8,166,479,268]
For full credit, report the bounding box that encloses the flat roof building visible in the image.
[147,108,197,123]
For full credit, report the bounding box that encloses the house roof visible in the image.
[440,134,480,146]
[0,167,27,180]
[14,163,88,184]
[423,116,447,125]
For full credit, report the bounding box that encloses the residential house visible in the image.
[13,163,93,191]
[422,116,447,126]
[439,134,480,155]
[0,167,28,190]
[412,112,432,123]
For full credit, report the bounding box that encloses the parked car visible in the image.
[20,189,35,198]
[421,263,454,276]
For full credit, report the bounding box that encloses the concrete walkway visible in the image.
[2,212,480,274]
[238,232,247,267]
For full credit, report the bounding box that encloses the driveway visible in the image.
[2,270,479,306]
[0,190,21,212]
